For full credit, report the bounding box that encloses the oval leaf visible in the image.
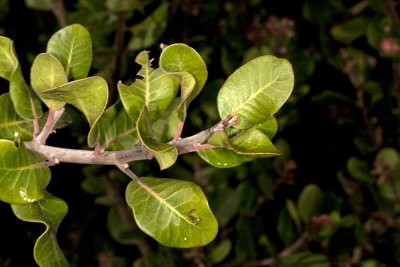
[297,184,323,222]
[217,56,294,129]
[31,53,68,108]
[47,23,92,80]
[0,139,50,204]
[159,43,208,120]
[126,177,218,248]
[12,192,69,267]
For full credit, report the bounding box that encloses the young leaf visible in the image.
[0,36,42,119]
[119,50,179,122]
[125,177,218,248]
[136,107,177,170]
[0,140,50,204]
[217,56,294,129]
[47,23,92,80]
[88,101,137,150]
[159,43,208,120]
[12,192,69,267]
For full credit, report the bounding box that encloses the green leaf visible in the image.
[256,116,278,139]
[128,2,168,51]
[24,0,52,11]
[229,128,280,157]
[125,177,218,248]
[217,56,294,129]
[151,98,181,143]
[297,184,323,222]
[0,36,18,80]
[347,157,374,183]
[0,36,43,119]
[159,43,208,120]
[47,23,92,80]
[0,140,50,204]
[106,0,149,12]
[12,192,69,267]
[208,239,232,264]
[88,101,138,150]
[330,16,368,45]
[31,53,68,108]
[39,77,108,146]
[136,107,177,170]
[119,50,179,122]
[0,93,35,141]
[197,132,253,168]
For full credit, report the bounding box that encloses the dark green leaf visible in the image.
[297,184,323,222]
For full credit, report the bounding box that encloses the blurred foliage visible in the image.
[0,0,400,266]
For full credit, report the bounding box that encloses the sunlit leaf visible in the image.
[0,36,18,80]
[0,93,35,141]
[217,55,294,129]
[119,50,179,122]
[88,101,138,150]
[0,140,50,204]
[126,177,218,248]
[151,98,181,143]
[0,36,42,119]
[12,192,69,267]
[47,23,92,80]
[137,107,177,170]
[39,77,108,146]
[159,43,208,120]
[31,53,68,108]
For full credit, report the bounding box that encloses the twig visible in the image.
[50,0,67,28]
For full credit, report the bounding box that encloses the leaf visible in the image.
[159,43,208,120]
[297,184,323,222]
[0,139,50,204]
[151,98,181,143]
[39,77,108,146]
[0,93,35,141]
[125,177,218,248]
[217,56,294,129]
[330,16,368,45]
[128,2,168,51]
[136,107,177,170]
[12,192,69,267]
[88,101,138,150]
[256,116,278,139]
[229,128,280,157]
[0,36,18,80]
[119,50,179,122]
[47,23,92,80]
[31,53,68,108]
[197,132,253,168]
[24,0,52,11]
[0,36,42,119]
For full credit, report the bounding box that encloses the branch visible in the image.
[23,115,238,168]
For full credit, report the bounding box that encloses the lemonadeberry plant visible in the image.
[0,24,294,266]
